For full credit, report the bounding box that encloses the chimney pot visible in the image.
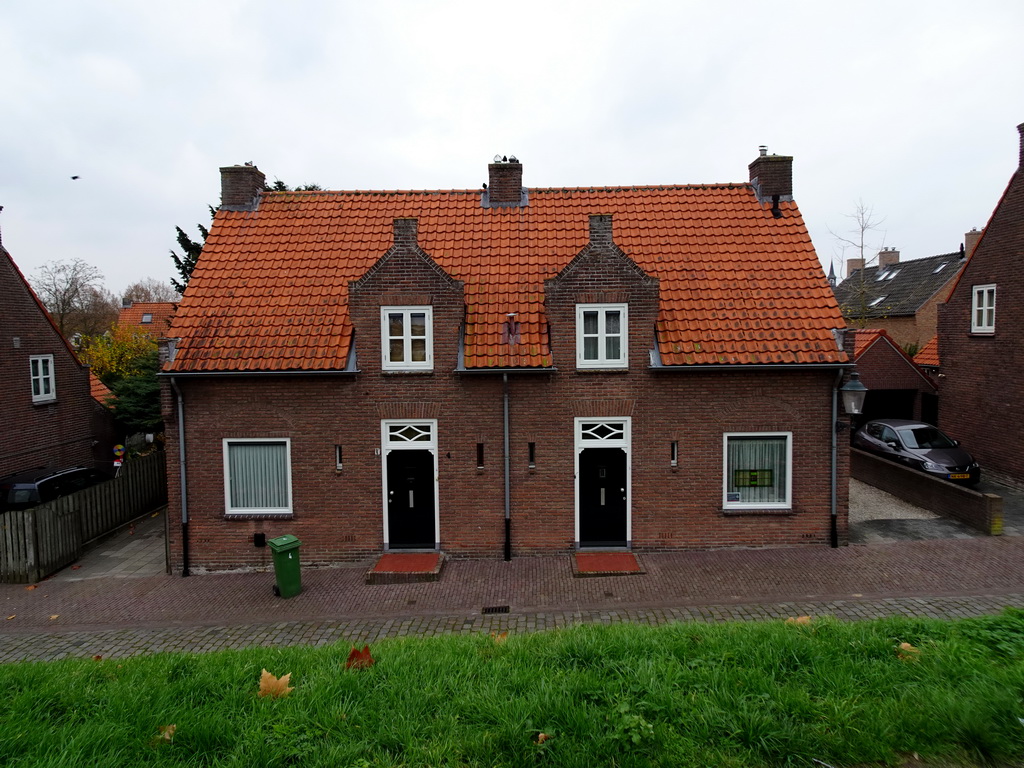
[748,151,793,203]
[878,249,900,268]
[1017,122,1024,169]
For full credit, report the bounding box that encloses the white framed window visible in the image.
[971,284,996,333]
[576,303,627,368]
[381,306,433,370]
[723,432,792,509]
[30,355,56,403]
[223,438,292,515]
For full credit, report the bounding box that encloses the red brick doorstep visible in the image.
[366,552,445,585]
[572,552,645,578]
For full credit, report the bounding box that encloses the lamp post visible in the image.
[840,371,868,418]
[831,370,868,548]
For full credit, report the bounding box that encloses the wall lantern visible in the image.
[840,372,868,416]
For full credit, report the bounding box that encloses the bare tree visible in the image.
[829,202,888,328]
[30,258,110,338]
[123,277,179,304]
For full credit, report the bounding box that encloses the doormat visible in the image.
[365,552,445,585]
[572,552,644,578]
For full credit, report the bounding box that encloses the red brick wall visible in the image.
[937,161,1024,482]
[164,225,849,571]
[0,252,97,477]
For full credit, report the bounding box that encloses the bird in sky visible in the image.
[70,175,80,180]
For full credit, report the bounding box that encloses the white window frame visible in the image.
[222,438,292,515]
[576,303,628,369]
[722,432,792,510]
[381,306,433,370]
[380,419,440,549]
[29,355,56,403]
[971,284,996,334]
[574,417,632,546]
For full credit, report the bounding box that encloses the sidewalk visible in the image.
[3,531,1023,663]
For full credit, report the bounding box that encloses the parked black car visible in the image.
[852,419,981,485]
[0,466,112,512]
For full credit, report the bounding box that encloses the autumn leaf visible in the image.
[534,732,551,745]
[49,615,59,621]
[785,616,812,625]
[5,615,14,621]
[897,642,921,661]
[258,669,294,698]
[25,585,37,591]
[346,645,375,670]
[490,631,508,644]
[92,655,103,662]
[158,724,176,742]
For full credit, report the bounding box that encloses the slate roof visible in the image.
[167,179,846,373]
[118,302,176,338]
[833,252,963,319]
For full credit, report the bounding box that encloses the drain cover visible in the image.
[481,605,510,614]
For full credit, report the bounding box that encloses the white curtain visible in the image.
[228,442,289,510]
[727,436,787,505]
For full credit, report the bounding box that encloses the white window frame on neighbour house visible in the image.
[576,304,628,368]
[381,306,433,370]
[29,355,56,403]
[971,284,996,334]
[722,432,792,510]
[223,438,292,515]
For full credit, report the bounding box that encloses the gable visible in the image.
[167,178,845,372]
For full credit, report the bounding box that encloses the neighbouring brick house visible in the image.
[0,220,115,477]
[937,122,1024,484]
[833,244,969,353]
[162,150,852,573]
[849,329,937,425]
[118,301,177,339]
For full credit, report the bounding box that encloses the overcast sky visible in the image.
[2,1,1022,298]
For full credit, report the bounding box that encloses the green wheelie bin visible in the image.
[268,534,302,598]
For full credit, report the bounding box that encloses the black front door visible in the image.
[386,450,436,549]
[578,447,628,547]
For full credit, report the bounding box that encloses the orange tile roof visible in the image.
[852,328,886,357]
[168,182,845,372]
[119,302,176,338]
[90,372,113,405]
[915,336,940,367]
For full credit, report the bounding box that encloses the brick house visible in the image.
[833,245,969,352]
[849,329,937,424]
[0,221,115,477]
[162,151,852,573]
[937,122,1024,484]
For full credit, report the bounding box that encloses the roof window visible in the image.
[869,296,887,307]
[141,313,153,323]
[933,262,948,274]
[875,270,888,282]
[885,269,901,280]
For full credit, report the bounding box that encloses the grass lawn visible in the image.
[1,610,1024,767]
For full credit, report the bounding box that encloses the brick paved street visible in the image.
[2,529,1023,663]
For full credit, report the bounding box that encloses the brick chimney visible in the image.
[748,146,793,205]
[220,163,266,211]
[877,247,900,269]
[486,157,524,206]
[1018,122,1024,168]
[846,258,865,276]
[964,228,983,258]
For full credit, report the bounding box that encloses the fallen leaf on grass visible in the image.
[158,724,176,741]
[24,585,37,591]
[346,645,375,669]
[897,642,920,661]
[534,732,551,745]
[258,669,294,698]
[490,631,508,644]
[92,655,103,661]
[785,616,812,625]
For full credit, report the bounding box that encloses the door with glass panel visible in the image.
[382,421,438,549]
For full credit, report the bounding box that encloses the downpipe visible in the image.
[503,373,511,561]
[170,377,190,576]
[830,370,842,548]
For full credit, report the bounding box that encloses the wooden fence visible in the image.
[0,451,167,583]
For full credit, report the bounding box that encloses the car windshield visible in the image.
[897,427,957,450]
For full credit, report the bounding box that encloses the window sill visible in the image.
[381,369,434,376]
[575,367,629,374]
[224,513,295,521]
[721,508,794,517]
[32,398,57,406]
[967,331,995,337]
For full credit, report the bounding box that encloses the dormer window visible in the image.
[576,304,627,368]
[381,306,433,370]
